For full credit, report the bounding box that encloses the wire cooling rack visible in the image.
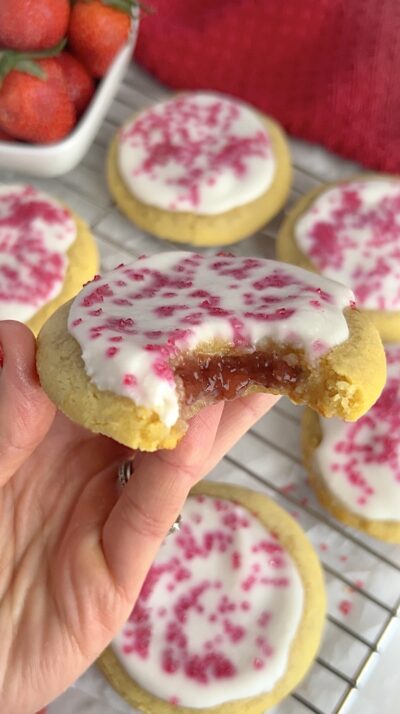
[2,63,399,714]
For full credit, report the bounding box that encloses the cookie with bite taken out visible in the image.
[36,252,385,451]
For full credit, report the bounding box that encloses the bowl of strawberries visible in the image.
[0,0,139,177]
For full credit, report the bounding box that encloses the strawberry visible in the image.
[0,48,76,144]
[0,0,70,52]
[0,127,14,141]
[68,0,135,78]
[55,52,95,116]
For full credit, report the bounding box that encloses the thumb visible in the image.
[0,321,56,486]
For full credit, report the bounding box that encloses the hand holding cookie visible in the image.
[0,319,277,714]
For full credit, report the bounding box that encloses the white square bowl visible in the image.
[0,19,139,178]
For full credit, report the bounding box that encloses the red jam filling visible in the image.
[175,351,303,404]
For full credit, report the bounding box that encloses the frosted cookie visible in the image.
[0,184,99,335]
[276,175,400,341]
[36,252,385,451]
[303,344,400,543]
[98,481,326,713]
[107,92,291,246]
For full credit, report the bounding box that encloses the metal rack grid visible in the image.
[2,63,399,714]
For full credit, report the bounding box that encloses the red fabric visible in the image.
[135,0,400,172]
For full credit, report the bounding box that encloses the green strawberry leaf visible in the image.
[0,39,66,84]
[14,60,47,80]
[102,0,133,11]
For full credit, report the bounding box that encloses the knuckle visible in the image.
[119,490,171,540]
[155,450,198,482]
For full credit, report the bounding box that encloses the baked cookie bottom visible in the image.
[302,408,400,543]
[27,211,99,336]
[276,175,400,343]
[107,114,291,247]
[36,303,385,451]
[97,481,326,714]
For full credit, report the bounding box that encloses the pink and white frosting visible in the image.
[111,495,304,707]
[0,184,76,322]
[315,345,400,521]
[118,93,275,215]
[294,179,400,311]
[68,252,354,427]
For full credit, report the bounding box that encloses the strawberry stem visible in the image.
[0,39,66,84]
[102,0,135,11]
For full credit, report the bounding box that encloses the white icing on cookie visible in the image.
[0,184,77,322]
[316,345,400,521]
[294,179,400,311]
[111,495,304,707]
[118,93,276,215]
[68,252,354,427]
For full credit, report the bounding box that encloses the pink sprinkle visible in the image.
[339,600,352,616]
[106,347,119,358]
[242,575,256,592]
[280,483,296,494]
[162,649,179,674]
[258,611,271,627]
[123,374,137,386]
[153,359,174,382]
[253,658,264,670]
[113,298,132,306]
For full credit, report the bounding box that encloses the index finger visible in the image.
[0,321,55,487]
[102,401,225,598]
